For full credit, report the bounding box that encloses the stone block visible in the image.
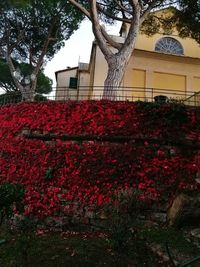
[167,193,200,227]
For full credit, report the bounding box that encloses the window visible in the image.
[155,37,184,55]
[69,77,78,89]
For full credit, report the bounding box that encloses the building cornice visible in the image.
[134,49,200,65]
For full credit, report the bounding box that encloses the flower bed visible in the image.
[0,101,199,219]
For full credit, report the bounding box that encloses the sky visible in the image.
[44,19,121,87]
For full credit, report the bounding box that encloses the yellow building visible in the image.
[55,9,200,105]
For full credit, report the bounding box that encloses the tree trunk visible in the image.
[6,55,36,102]
[103,56,127,100]
[20,75,37,101]
[20,85,35,101]
[103,51,132,100]
[102,13,140,100]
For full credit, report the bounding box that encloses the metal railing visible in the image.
[0,86,200,106]
[183,91,200,106]
[50,86,200,106]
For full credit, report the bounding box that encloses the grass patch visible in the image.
[0,229,164,267]
[141,226,200,265]
[0,226,199,266]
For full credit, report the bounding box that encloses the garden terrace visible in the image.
[0,100,200,266]
[0,100,200,219]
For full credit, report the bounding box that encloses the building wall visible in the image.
[56,8,200,102]
[122,49,200,100]
[92,46,109,98]
[193,77,200,92]
[90,31,200,101]
[56,68,77,88]
[56,68,78,100]
[78,71,90,100]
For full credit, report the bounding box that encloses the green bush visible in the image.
[104,189,144,252]
[0,183,24,225]
[0,91,22,105]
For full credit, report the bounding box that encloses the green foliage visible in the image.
[141,227,200,262]
[9,216,38,266]
[0,59,17,91]
[0,91,22,105]
[166,242,200,267]
[45,167,55,181]
[0,230,161,267]
[34,94,48,102]
[0,183,24,225]
[141,2,200,44]
[0,239,6,246]
[106,212,132,252]
[36,71,53,95]
[141,8,177,36]
[0,58,52,95]
[0,0,30,8]
[165,103,188,125]
[136,101,188,126]
[175,0,200,44]
[0,1,84,63]
[179,256,200,267]
[104,189,143,252]
[0,0,83,97]
[0,183,35,263]
[0,91,49,105]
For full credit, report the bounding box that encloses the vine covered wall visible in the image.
[0,101,200,219]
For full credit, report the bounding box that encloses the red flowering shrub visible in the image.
[0,101,199,219]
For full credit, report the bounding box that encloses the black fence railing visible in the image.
[0,86,200,106]
[183,91,200,107]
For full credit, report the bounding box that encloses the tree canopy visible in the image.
[0,0,83,100]
[0,58,52,94]
[175,0,200,44]
[140,1,200,44]
[67,1,182,99]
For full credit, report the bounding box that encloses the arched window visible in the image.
[155,37,184,55]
